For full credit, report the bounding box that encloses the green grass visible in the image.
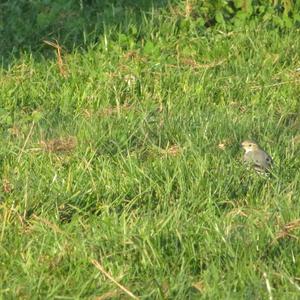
[1,2,300,299]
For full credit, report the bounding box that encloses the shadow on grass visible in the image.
[1,0,174,66]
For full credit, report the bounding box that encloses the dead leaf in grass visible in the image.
[40,136,77,153]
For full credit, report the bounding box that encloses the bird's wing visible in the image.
[244,150,272,171]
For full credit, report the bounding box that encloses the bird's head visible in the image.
[240,140,260,153]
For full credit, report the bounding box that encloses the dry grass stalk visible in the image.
[250,79,300,90]
[44,40,68,77]
[91,259,139,300]
[124,50,138,59]
[216,30,235,37]
[40,136,77,153]
[101,104,133,116]
[192,281,205,293]
[229,101,247,113]
[181,58,226,69]
[162,145,183,156]
[82,109,94,118]
[168,1,196,18]
[185,0,192,17]
[32,214,65,235]
[94,290,121,300]
[275,219,300,241]
[123,51,146,63]
[2,179,13,194]
[226,208,248,218]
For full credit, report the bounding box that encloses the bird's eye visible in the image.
[249,144,252,147]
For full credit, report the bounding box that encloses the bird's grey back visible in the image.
[244,149,272,172]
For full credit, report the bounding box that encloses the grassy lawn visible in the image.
[1,1,300,299]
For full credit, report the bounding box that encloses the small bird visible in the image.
[240,140,273,173]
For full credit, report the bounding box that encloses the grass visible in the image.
[1,1,300,299]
